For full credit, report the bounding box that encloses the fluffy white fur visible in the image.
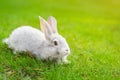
[4,16,70,64]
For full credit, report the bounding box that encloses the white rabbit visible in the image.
[3,16,70,64]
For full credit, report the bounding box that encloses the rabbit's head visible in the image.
[39,16,70,59]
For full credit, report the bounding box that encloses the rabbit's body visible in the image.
[8,26,44,52]
[4,16,70,63]
[7,26,47,59]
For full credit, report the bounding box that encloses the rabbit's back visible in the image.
[8,26,45,52]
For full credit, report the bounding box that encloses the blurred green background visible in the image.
[0,0,120,80]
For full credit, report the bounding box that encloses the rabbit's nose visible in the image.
[65,49,68,51]
[65,49,69,53]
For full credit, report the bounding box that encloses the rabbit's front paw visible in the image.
[62,59,71,64]
[57,59,71,64]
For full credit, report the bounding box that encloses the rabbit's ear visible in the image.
[48,16,58,33]
[39,16,53,39]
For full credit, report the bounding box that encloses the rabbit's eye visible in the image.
[54,41,58,46]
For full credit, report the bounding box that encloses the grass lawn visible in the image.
[0,0,120,80]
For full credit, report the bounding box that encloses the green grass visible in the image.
[0,0,120,80]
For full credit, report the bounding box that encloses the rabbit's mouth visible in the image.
[64,53,68,56]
